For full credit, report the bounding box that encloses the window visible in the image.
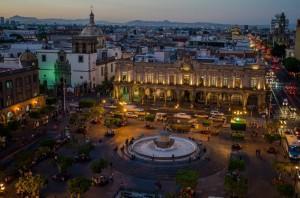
[158,74,164,84]
[33,74,38,83]
[82,43,86,53]
[223,77,228,87]
[199,76,204,86]
[251,77,257,88]
[235,78,241,88]
[169,75,175,85]
[145,73,153,83]
[5,80,13,89]
[42,55,46,62]
[183,74,190,85]
[78,55,84,63]
[136,74,141,83]
[121,72,127,81]
[101,67,104,76]
[111,64,113,73]
[211,76,217,87]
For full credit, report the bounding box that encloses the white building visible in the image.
[37,10,118,90]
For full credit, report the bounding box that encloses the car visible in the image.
[174,113,191,119]
[92,175,109,186]
[52,173,70,182]
[282,98,288,106]
[125,112,138,118]
[231,144,242,151]
[267,147,277,154]
[74,154,91,162]
[194,114,209,119]
[105,130,115,137]
[210,110,224,117]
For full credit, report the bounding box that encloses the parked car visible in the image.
[105,130,115,137]
[126,112,138,118]
[173,113,191,119]
[231,144,242,151]
[92,175,109,186]
[74,154,91,163]
[52,173,70,182]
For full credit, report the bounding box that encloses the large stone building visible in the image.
[114,57,267,111]
[0,51,44,124]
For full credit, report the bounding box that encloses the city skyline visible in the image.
[1,0,300,25]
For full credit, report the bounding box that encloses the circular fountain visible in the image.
[127,131,201,162]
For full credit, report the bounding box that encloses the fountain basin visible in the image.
[128,135,200,162]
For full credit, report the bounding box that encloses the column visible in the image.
[243,93,249,110]
[190,91,195,108]
[176,90,180,105]
[164,90,167,107]
[141,89,145,105]
[153,89,156,104]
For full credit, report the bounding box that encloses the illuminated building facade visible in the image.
[114,57,267,111]
[0,51,45,124]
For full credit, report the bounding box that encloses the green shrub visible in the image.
[79,99,96,108]
[264,133,281,143]
[145,114,155,122]
[90,158,108,174]
[46,97,57,105]
[78,143,94,155]
[175,170,199,188]
[7,120,21,131]
[228,159,246,172]
[29,111,41,119]
[277,183,294,198]
[231,132,245,141]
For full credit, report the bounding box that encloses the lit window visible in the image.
[251,77,257,88]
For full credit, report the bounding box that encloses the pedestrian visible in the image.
[207,135,210,142]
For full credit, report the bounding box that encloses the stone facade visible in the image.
[114,58,267,111]
[0,66,45,123]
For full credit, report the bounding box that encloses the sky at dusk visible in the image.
[1,0,300,25]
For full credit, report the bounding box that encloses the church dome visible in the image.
[19,50,38,67]
[80,10,103,37]
[80,25,103,36]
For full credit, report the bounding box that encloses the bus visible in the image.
[284,133,300,160]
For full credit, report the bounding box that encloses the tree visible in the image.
[68,177,91,198]
[56,156,73,174]
[79,99,96,108]
[277,183,294,198]
[90,158,108,174]
[77,143,94,156]
[145,114,155,122]
[271,43,286,58]
[175,170,199,189]
[283,57,300,74]
[228,159,246,172]
[224,174,248,197]
[15,174,45,197]
[96,76,114,96]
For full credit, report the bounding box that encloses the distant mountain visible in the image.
[125,20,229,28]
[9,15,112,25]
[9,15,272,28]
